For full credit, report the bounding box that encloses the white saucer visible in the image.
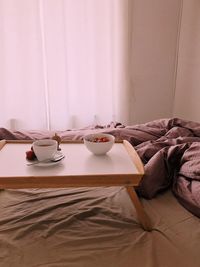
[33,159,64,167]
[26,152,65,167]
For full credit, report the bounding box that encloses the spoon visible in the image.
[27,155,65,166]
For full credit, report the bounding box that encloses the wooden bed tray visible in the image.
[0,139,152,231]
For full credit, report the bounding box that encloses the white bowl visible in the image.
[33,139,57,161]
[83,133,115,155]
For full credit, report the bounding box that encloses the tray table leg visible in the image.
[126,186,152,231]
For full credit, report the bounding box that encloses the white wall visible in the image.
[173,0,200,122]
[129,0,182,124]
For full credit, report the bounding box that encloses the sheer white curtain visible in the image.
[0,0,130,130]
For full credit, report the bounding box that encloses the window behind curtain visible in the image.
[0,0,130,130]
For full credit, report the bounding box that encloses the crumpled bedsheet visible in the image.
[132,118,200,218]
[0,118,200,218]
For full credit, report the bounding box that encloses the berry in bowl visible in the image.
[83,133,115,155]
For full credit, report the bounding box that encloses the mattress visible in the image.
[0,187,199,267]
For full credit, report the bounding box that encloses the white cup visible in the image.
[33,139,57,161]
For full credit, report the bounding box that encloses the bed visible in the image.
[0,118,199,267]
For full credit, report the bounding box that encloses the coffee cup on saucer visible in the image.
[33,139,57,161]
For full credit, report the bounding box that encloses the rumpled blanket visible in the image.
[132,118,200,218]
[0,118,200,218]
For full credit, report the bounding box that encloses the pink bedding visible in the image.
[1,118,200,218]
[133,119,200,218]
